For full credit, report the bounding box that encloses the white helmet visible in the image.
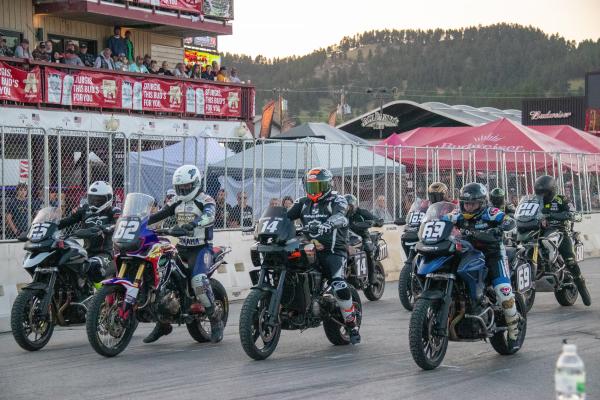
[87,181,113,213]
[172,165,202,203]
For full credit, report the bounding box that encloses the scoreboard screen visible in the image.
[586,72,600,108]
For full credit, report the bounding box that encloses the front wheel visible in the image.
[523,287,536,313]
[11,290,55,351]
[323,287,362,345]
[554,273,578,306]
[398,262,416,311]
[409,298,449,370]
[364,261,385,301]
[187,278,229,343]
[239,289,281,360]
[490,292,527,355]
[86,285,137,357]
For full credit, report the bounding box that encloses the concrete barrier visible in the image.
[1,215,599,332]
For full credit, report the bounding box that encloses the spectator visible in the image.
[172,62,187,77]
[269,198,280,208]
[143,54,152,70]
[216,66,229,82]
[229,67,241,83]
[6,183,39,238]
[107,27,126,60]
[129,55,148,73]
[62,41,83,66]
[201,65,213,80]
[214,189,233,229]
[211,60,219,79]
[230,191,253,228]
[114,54,127,71]
[14,38,31,59]
[158,61,173,76]
[282,196,294,210]
[44,40,59,63]
[94,48,115,70]
[163,189,177,207]
[124,30,134,63]
[371,195,392,221]
[149,60,159,74]
[0,35,14,57]
[189,63,202,79]
[31,42,49,62]
[78,43,95,67]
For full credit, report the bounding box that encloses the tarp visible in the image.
[375,118,584,171]
[209,137,404,178]
[128,136,227,201]
[532,125,600,154]
[274,122,368,145]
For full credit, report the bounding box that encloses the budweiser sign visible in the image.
[529,110,572,120]
[361,112,399,129]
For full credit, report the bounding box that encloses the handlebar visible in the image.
[155,227,193,237]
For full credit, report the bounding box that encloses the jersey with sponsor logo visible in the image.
[58,205,121,254]
[444,206,513,252]
[542,194,575,230]
[287,191,349,255]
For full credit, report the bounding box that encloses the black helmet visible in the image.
[459,183,488,219]
[534,175,556,202]
[305,167,333,202]
[344,194,358,216]
[428,182,449,204]
[490,187,505,209]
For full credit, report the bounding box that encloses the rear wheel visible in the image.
[239,289,281,360]
[490,292,527,355]
[11,290,54,351]
[323,287,362,345]
[187,279,229,343]
[409,298,448,370]
[364,261,385,301]
[86,285,137,357]
[555,273,578,306]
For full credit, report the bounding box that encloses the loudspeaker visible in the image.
[35,28,44,42]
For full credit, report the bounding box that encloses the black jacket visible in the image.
[287,192,349,256]
[542,194,575,231]
[348,208,380,236]
[58,205,121,254]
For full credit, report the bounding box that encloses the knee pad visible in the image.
[191,273,214,307]
[565,260,581,276]
[87,256,107,282]
[494,283,516,316]
[331,278,351,301]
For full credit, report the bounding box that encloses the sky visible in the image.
[219,0,600,58]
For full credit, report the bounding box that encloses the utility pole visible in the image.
[339,86,346,123]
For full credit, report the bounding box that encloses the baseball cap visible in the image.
[166,189,176,197]
[80,43,87,48]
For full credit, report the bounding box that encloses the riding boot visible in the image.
[143,323,173,343]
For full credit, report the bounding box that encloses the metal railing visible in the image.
[1,127,598,240]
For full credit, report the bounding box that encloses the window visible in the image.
[0,29,23,51]
[47,34,97,56]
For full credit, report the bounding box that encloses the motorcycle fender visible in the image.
[21,281,50,292]
[419,289,445,301]
[23,251,55,269]
[101,278,139,303]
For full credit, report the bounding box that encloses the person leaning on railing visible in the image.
[78,42,95,67]
[94,48,115,70]
[0,34,14,57]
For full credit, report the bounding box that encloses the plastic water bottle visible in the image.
[555,342,586,399]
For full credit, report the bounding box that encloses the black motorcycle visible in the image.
[408,202,527,370]
[515,195,583,308]
[11,207,102,351]
[239,207,362,360]
[346,221,387,301]
[397,198,430,311]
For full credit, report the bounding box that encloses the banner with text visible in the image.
[0,61,42,103]
[137,0,201,13]
[184,83,242,117]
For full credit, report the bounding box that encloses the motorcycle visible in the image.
[515,195,583,308]
[11,207,103,351]
[346,220,387,301]
[239,206,362,360]
[408,202,527,370]
[86,193,230,357]
[397,198,434,311]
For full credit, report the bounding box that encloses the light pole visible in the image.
[366,87,396,139]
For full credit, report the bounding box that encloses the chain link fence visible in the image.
[1,126,599,240]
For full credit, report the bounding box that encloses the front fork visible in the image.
[421,277,454,337]
[115,262,145,319]
[35,272,58,319]
[265,269,286,326]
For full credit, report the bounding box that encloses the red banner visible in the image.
[137,0,201,13]
[141,79,184,113]
[45,68,122,109]
[0,61,42,103]
[184,83,242,117]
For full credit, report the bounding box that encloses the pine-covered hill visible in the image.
[222,24,600,124]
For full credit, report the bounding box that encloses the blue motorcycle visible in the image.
[408,202,527,370]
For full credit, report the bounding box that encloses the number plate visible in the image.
[516,263,532,292]
[575,243,584,262]
[515,202,539,218]
[376,242,388,261]
[353,252,368,278]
